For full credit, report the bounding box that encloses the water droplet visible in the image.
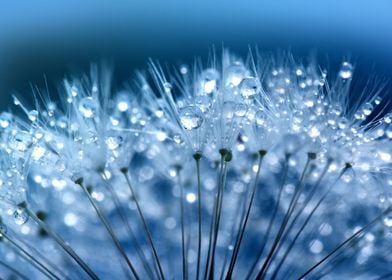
[28,110,39,122]
[79,97,97,118]
[255,111,266,126]
[13,208,29,225]
[374,96,382,105]
[163,82,172,94]
[239,77,259,99]
[106,136,123,150]
[31,146,46,161]
[9,132,32,152]
[339,62,353,79]
[361,102,373,116]
[308,126,321,138]
[383,213,392,227]
[199,69,220,94]
[180,65,188,75]
[156,131,168,141]
[179,106,204,130]
[173,134,184,144]
[226,64,246,87]
[117,101,129,112]
[0,112,12,128]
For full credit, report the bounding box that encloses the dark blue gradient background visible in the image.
[0,0,391,107]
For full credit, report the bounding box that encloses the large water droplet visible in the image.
[226,64,246,87]
[13,208,29,225]
[0,112,12,128]
[361,102,373,116]
[239,77,259,99]
[28,110,39,122]
[339,62,353,79]
[199,69,220,94]
[79,97,97,118]
[179,106,204,130]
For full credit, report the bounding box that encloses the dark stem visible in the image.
[298,207,392,280]
[76,178,139,279]
[270,162,346,279]
[11,231,70,280]
[177,168,188,280]
[208,150,230,279]
[102,175,156,279]
[225,150,266,279]
[121,169,166,280]
[193,153,202,280]
[203,154,225,280]
[0,260,29,280]
[3,233,59,280]
[245,154,290,280]
[257,153,313,279]
[23,204,99,280]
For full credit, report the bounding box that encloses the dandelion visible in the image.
[0,50,391,280]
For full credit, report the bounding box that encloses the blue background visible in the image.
[0,0,391,107]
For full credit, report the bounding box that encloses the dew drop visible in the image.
[163,82,173,94]
[239,77,259,99]
[339,62,353,79]
[179,106,204,130]
[361,102,373,116]
[226,64,246,87]
[199,69,220,94]
[79,97,97,118]
[13,208,29,225]
[0,112,12,128]
[383,213,392,227]
[106,136,123,150]
[28,110,39,122]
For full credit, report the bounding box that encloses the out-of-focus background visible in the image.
[0,0,391,108]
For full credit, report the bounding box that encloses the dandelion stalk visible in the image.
[2,231,60,280]
[176,166,188,280]
[257,152,315,278]
[74,178,139,279]
[225,150,266,279]
[101,174,156,279]
[121,168,165,280]
[246,154,290,279]
[298,206,392,279]
[0,260,29,280]
[269,163,349,279]
[205,148,231,279]
[20,202,99,280]
[193,152,203,280]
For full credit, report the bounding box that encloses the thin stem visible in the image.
[76,179,139,280]
[121,169,166,280]
[208,153,230,279]
[0,260,29,280]
[257,153,313,279]
[23,205,99,280]
[246,154,290,280]
[3,233,59,280]
[270,163,345,279]
[177,168,188,280]
[226,151,266,279]
[193,153,202,280]
[11,231,70,280]
[298,207,392,280]
[203,155,225,280]
[102,176,156,279]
